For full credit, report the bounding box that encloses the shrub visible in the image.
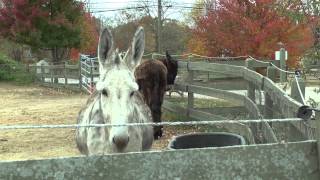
[0,52,35,84]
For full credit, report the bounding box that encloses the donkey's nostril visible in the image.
[112,136,129,150]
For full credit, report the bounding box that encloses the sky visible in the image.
[80,0,197,24]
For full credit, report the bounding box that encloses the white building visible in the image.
[36,60,49,74]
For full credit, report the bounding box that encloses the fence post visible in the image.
[50,64,54,83]
[267,66,277,82]
[26,63,30,73]
[315,111,320,167]
[280,48,287,82]
[41,64,45,83]
[264,92,273,119]
[290,76,305,104]
[64,62,68,86]
[90,61,94,93]
[187,59,194,117]
[246,58,258,141]
[264,66,276,121]
[79,56,83,91]
[245,58,256,102]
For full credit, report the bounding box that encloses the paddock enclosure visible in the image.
[0,51,320,179]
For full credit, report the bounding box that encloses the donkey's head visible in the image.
[95,27,145,152]
[165,51,178,85]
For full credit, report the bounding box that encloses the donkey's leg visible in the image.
[75,111,89,155]
[151,107,162,139]
[150,77,164,140]
[87,127,109,155]
[151,99,162,140]
[151,72,168,140]
[141,126,154,150]
[75,127,89,155]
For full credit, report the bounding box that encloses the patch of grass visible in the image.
[162,98,234,133]
[163,96,253,134]
[0,53,35,85]
[167,97,232,108]
[163,110,229,133]
[162,110,190,122]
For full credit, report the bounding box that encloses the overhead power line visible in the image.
[89,5,204,13]
[90,5,152,13]
[85,1,152,4]
[86,1,198,5]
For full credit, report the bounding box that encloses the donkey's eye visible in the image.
[102,89,108,96]
[130,91,135,97]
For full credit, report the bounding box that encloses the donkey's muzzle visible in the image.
[113,136,129,150]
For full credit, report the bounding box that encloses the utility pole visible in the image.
[87,0,90,13]
[157,0,162,53]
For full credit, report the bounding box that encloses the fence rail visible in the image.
[163,59,317,143]
[30,53,287,92]
[0,140,318,179]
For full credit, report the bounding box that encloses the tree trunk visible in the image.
[11,46,23,62]
[51,47,57,83]
[51,47,67,84]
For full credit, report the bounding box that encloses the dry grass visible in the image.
[0,83,198,161]
[0,83,87,160]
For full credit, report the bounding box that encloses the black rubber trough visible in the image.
[168,132,246,150]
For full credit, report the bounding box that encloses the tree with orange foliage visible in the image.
[70,12,99,61]
[189,0,314,67]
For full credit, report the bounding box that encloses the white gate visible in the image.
[80,54,99,94]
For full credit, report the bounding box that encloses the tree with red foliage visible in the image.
[0,0,84,63]
[189,0,314,67]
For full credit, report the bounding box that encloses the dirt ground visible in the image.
[0,83,197,161]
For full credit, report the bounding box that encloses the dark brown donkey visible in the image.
[134,51,178,139]
[160,51,178,89]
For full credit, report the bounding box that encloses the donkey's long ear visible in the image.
[98,27,113,67]
[166,50,177,66]
[127,27,145,69]
[166,50,171,61]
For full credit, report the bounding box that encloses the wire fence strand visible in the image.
[0,118,305,130]
[247,56,296,74]
[294,74,307,105]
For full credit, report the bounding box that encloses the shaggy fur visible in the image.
[134,51,178,139]
[159,51,178,87]
[76,27,153,155]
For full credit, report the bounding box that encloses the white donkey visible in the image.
[76,27,154,155]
